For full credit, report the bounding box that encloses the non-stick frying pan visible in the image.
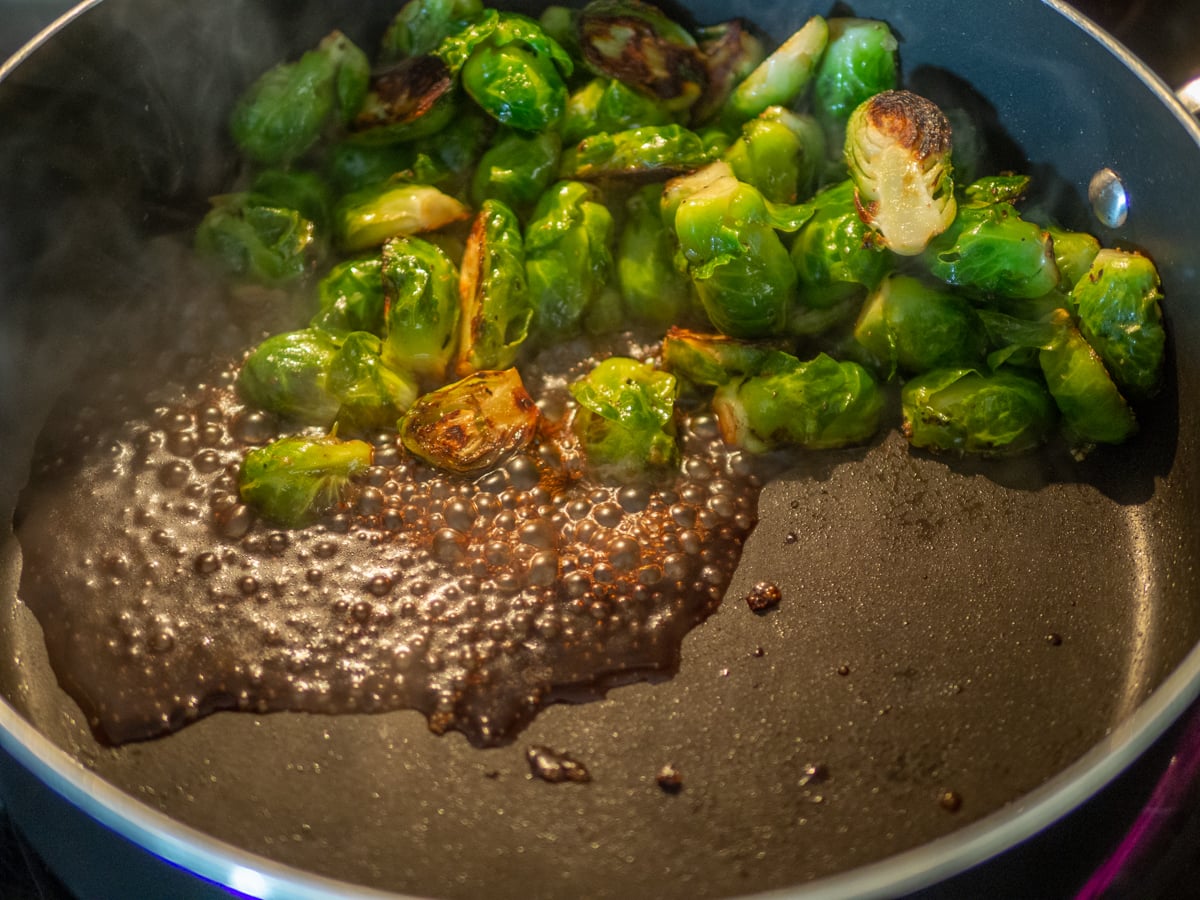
[1,1,1199,897]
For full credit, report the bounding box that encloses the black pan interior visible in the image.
[1,1,1199,897]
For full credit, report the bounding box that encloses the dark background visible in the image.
[0,1,1197,898]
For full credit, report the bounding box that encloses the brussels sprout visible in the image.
[195,195,318,285]
[248,169,333,234]
[963,173,1031,205]
[845,90,956,256]
[237,328,342,425]
[617,185,695,328]
[538,5,580,57]
[577,0,708,113]
[230,31,369,165]
[524,180,616,340]
[901,368,1056,457]
[813,19,898,128]
[561,78,677,145]
[400,367,540,473]
[1038,308,1137,446]
[1047,225,1100,291]
[669,163,806,338]
[712,352,882,452]
[690,19,766,126]
[1072,249,1164,398]
[853,275,987,377]
[560,124,714,182]
[725,15,828,124]
[724,106,825,204]
[239,435,373,528]
[923,195,1059,299]
[352,54,458,145]
[470,128,563,211]
[381,236,461,382]
[327,331,420,431]
[310,255,386,335]
[570,357,679,481]
[380,0,484,61]
[661,326,786,388]
[336,182,470,251]
[789,179,891,310]
[455,200,532,375]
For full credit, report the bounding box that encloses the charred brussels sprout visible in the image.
[400,367,540,473]
[336,182,469,251]
[524,180,616,339]
[380,0,484,61]
[570,357,680,482]
[901,368,1055,457]
[471,128,562,212]
[712,352,882,452]
[1038,308,1138,446]
[662,327,785,388]
[310,255,386,335]
[724,107,825,204]
[691,19,766,126]
[577,0,708,114]
[195,195,318,285]
[455,200,532,375]
[231,31,369,166]
[668,162,809,338]
[560,125,714,182]
[854,275,986,377]
[239,435,373,528]
[561,78,677,145]
[845,90,956,256]
[617,185,695,328]
[237,329,343,426]
[352,54,458,145]
[789,179,890,311]
[813,19,898,129]
[725,15,828,124]
[327,331,420,431]
[381,236,461,382]
[1072,249,1165,398]
[924,189,1059,299]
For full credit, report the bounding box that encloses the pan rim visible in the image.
[1,0,1199,898]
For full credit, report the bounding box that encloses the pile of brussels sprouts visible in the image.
[195,0,1165,527]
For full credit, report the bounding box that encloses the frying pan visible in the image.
[1,1,1199,897]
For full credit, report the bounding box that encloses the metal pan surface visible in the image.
[0,1,1198,898]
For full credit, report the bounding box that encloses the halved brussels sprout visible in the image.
[661,326,787,388]
[336,183,470,251]
[570,357,679,481]
[400,367,540,473]
[845,90,956,256]
[725,15,828,124]
[690,19,766,126]
[724,106,825,204]
[560,124,714,182]
[561,78,677,145]
[239,435,373,528]
[327,331,421,431]
[381,236,461,382]
[237,328,342,426]
[901,368,1056,457]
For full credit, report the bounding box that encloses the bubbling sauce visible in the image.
[16,346,763,746]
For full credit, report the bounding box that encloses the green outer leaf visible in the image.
[236,328,342,426]
[924,202,1060,299]
[813,18,898,125]
[790,179,890,309]
[239,435,373,528]
[381,236,461,382]
[311,255,386,336]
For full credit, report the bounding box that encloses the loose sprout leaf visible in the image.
[351,54,458,144]
[400,367,540,473]
[1046,225,1101,292]
[239,435,374,527]
[691,19,766,126]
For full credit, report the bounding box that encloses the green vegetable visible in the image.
[617,185,695,328]
[381,236,461,382]
[327,331,420,431]
[845,90,956,256]
[560,124,714,182]
[524,180,615,339]
[351,54,458,145]
[239,435,373,527]
[712,352,882,452]
[725,15,828,124]
[724,106,825,204]
[1047,225,1101,291]
[471,128,562,212]
[248,170,333,235]
[336,182,469,251]
[690,19,766,126]
[230,31,369,165]
[661,326,786,388]
[789,179,891,310]
[310,255,386,335]
[380,0,484,61]
[1072,248,1164,398]
[577,0,707,113]
[901,368,1056,456]
[237,329,342,426]
[455,200,532,375]
[813,18,898,129]
[853,274,987,377]
[400,367,540,473]
[569,357,679,481]
[195,195,318,285]
[561,77,676,145]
